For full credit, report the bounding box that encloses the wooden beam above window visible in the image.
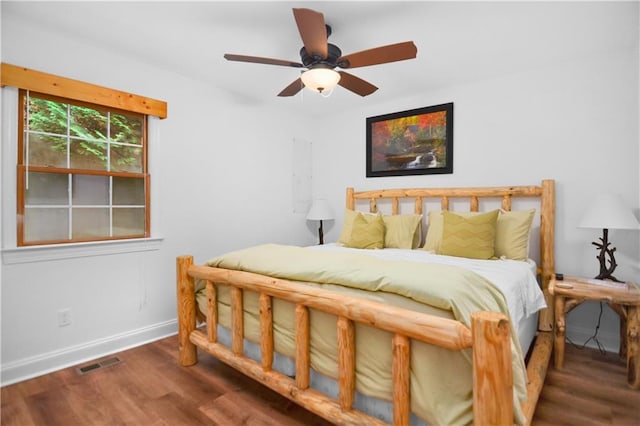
[1,63,167,119]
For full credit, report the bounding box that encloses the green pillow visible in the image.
[423,210,468,252]
[423,210,445,252]
[339,209,379,245]
[438,210,499,259]
[382,214,422,249]
[345,212,385,249]
[423,209,535,260]
[495,209,535,260]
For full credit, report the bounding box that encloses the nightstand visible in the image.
[549,276,640,389]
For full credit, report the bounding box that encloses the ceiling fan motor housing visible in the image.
[300,43,343,69]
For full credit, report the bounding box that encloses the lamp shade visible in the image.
[578,193,640,230]
[306,199,335,221]
[301,68,341,93]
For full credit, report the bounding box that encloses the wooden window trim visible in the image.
[1,63,167,119]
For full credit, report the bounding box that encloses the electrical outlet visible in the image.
[58,309,71,327]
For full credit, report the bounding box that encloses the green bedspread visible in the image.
[198,244,528,425]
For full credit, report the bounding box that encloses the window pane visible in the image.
[113,208,145,236]
[24,208,69,242]
[69,139,107,170]
[25,172,68,205]
[26,133,68,168]
[110,144,143,173]
[110,113,143,145]
[69,104,107,140]
[113,177,144,205]
[72,208,109,239]
[28,97,68,135]
[72,175,108,205]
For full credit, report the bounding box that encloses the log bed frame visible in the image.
[177,179,555,426]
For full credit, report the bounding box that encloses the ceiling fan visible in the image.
[224,8,418,97]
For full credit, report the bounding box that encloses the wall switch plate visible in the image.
[58,309,71,327]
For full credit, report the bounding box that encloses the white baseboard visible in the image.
[1,319,178,386]
[565,324,620,353]
[0,320,621,387]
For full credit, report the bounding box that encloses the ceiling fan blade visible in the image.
[293,8,328,59]
[278,78,304,97]
[338,41,417,69]
[224,54,303,68]
[338,71,378,97]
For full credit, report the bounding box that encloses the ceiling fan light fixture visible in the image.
[301,68,341,94]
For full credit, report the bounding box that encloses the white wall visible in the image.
[0,11,314,384]
[312,47,639,352]
[1,2,638,384]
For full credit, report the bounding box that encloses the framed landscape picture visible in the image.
[366,103,453,177]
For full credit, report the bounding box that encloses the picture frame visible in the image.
[366,103,453,177]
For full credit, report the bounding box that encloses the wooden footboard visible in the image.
[178,256,517,425]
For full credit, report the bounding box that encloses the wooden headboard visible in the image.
[346,179,556,331]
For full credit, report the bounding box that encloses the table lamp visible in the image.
[306,199,334,245]
[578,193,640,282]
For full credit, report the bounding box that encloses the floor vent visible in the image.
[76,356,122,375]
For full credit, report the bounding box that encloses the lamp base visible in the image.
[592,228,622,283]
[317,220,324,245]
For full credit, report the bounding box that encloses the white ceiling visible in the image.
[3,1,637,116]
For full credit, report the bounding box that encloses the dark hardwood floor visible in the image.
[1,335,331,426]
[2,334,638,425]
[532,344,640,425]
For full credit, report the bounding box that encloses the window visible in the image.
[17,91,149,246]
[1,63,166,249]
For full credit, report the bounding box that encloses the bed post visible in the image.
[471,311,512,426]
[344,187,356,210]
[519,179,556,425]
[177,255,198,366]
[538,179,555,332]
[346,187,355,210]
